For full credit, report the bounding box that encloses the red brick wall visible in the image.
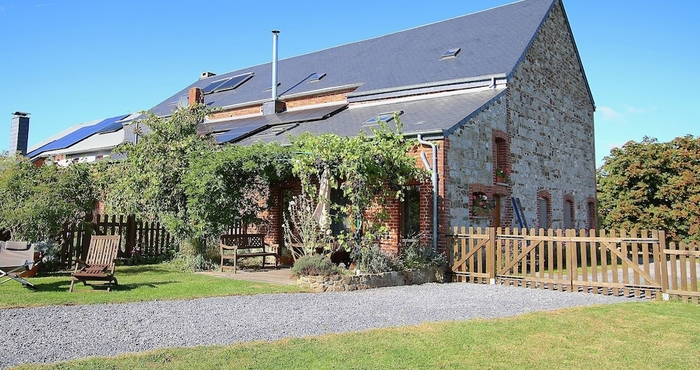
[208,89,352,121]
[285,91,351,109]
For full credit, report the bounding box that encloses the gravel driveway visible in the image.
[1,283,634,368]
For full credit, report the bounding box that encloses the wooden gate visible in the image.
[448,227,665,299]
[450,227,494,284]
[664,242,700,303]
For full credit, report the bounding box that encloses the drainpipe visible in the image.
[417,134,438,251]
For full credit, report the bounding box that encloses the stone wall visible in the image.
[296,267,445,292]
[507,0,596,230]
[444,0,596,231]
[446,95,509,228]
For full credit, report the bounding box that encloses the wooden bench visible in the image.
[220,234,279,273]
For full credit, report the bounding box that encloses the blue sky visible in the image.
[1,0,698,166]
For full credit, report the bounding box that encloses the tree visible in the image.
[184,142,291,243]
[597,135,700,243]
[0,153,96,242]
[104,105,292,258]
[104,105,215,244]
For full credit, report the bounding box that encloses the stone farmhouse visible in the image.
[26,0,596,251]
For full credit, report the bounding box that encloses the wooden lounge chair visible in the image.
[69,235,120,292]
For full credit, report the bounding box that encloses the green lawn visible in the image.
[0,264,304,308]
[11,301,700,369]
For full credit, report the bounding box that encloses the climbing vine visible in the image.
[289,116,427,245]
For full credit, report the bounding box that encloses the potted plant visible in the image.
[495,167,511,184]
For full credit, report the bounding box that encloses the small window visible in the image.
[441,48,461,59]
[538,197,550,229]
[563,199,574,229]
[587,201,597,230]
[309,72,326,82]
[330,188,351,236]
[471,192,492,218]
[363,110,404,126]
[402,186,421,239]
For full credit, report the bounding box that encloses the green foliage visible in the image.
[356,243,400,273]
[289,116,427,241]
[104,105,215,242]
[103,106,292,253]
[597,135,700,243]
[290,254,345,277]
[185,141,292,242]
[0,153,96,242]
[398,240,447,269]
[166,252,217,272]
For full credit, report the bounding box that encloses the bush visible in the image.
[291,254,345,277]
[357,244,400,273]
[399,241,447,270]
[166,252,217,272]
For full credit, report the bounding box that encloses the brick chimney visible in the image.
[188,87,204,106]
[10,112,30,155]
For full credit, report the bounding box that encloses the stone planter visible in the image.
[296,266,445,292]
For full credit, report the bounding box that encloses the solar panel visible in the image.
[28,114,128,158]
[202,73,253,94]
[215,121,268,144]
[200,103,347,135]
[202,78,229,94]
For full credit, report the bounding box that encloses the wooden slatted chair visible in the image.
[69,235,121,292]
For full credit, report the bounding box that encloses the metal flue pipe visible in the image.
[271,30,280,100]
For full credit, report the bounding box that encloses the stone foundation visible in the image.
[296,267,445,292]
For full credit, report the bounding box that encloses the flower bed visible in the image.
[296,266,445,292]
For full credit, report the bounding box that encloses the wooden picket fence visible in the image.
[57,214,174,270]
[448,227,700,303]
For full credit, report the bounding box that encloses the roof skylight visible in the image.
[309,72,326,82]
[363,110,404,126]
[441,48,461,59]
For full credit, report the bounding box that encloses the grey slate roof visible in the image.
[150,0,556,118]
[236,89,506,146]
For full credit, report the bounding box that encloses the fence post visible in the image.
[125,214,137,256]
[487,227,496,283]
[658,230,668,297]
[79,214,94,262]
[566,228,575,292]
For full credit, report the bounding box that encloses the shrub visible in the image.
[166,252,217,272]
[399,241,447,270]
[291,254,345,277]
[357,244,400,273]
